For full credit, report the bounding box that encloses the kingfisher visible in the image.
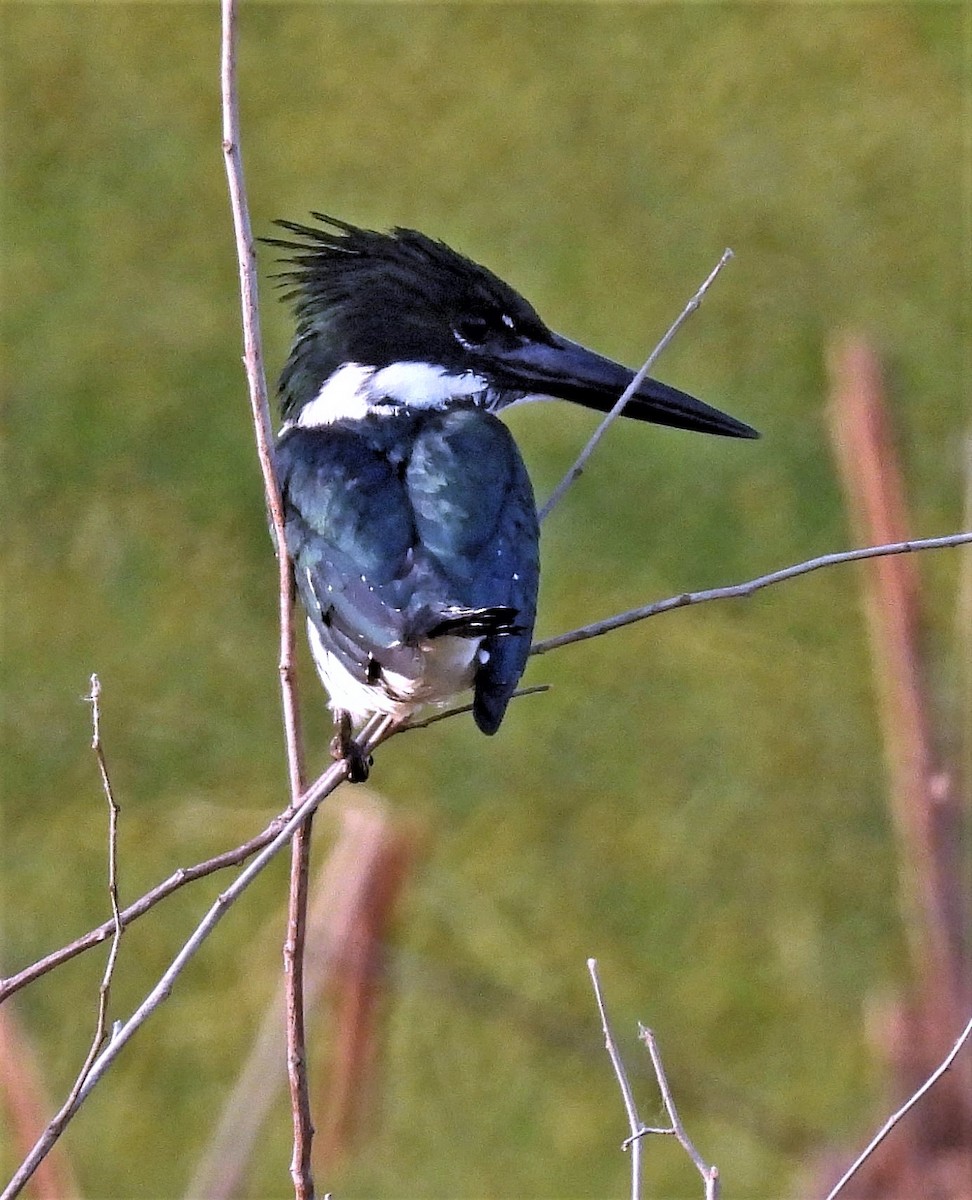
[268,215,757,779]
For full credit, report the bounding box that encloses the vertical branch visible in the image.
[0,677,124,1200]
[50,676,125,1120]
[84,675,124,1067]
[219,4,314,1197]
[285,820,316,1199]
[218,0,304,797]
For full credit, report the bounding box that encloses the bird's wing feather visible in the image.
[276,411,538,729]
[276,425,423,684]
[406,409,539,733]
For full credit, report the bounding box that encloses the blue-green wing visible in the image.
[276,409,538,731]
[406,409,539,732]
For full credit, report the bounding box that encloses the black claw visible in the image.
[345,740,371,783]
[330,711,371,783]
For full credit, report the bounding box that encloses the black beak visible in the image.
[490,331,759,439]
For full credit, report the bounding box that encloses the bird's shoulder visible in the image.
[274,405,536,584]
[275,418,415,583]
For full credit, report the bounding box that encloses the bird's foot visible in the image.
[330,711,372,783]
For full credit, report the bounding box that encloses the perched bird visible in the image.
[268,215,757,778]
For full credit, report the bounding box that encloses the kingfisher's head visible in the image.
[267,214,758,438]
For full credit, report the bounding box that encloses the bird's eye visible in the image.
[453,314,492,348]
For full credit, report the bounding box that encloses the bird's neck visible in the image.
[278,328,343,423]
[283,358,492,429]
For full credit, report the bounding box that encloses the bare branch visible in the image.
[285,819,316,1200]
[79,674,124,1090]
[0,815,295,1004]
[1,678,126,1200]
[6,532,970,1008]
[587,959,643,1200]
[588,960,720,1199]
[824,1011,972,1200]
[403,684,551,731]
[220,2,315,1192]
[219,0,275,527]
[1,716,397,1200]
[539,249,733,523]
[532,533,972,657]
[637,1024,720,1200]
[220,0,304,804]
[185,802,405,1199]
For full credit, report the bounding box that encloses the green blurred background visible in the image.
[2,3,968,1196]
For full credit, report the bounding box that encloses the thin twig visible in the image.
[404,684,551,731]
[220,3,314,1194]
[0,815,292,1004]
[1,717,397,1200]
[587,959,643,1200]
[637,1024,720,1200]
[219,0,279,545]
[6,532,971,1007]
[823,1010,972,1200]
[64,677,124,1102]
[539,249,734,523]
[82,674,124,1085]
[62,675,124,1106]
[0,679,126,1200]
[531,532,972,657]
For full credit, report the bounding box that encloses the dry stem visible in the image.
[588,959,644,1200]
[587,959,719,1200]
[4,533,969,1012]
[2,718,397,1199]
[637,1024,720,1200]
[532,533,972,657]
[824,1011,972,1200]
[1,678,125,1200]
[220,2,313,1193]
[539,249,733,523]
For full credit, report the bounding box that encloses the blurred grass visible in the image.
[1,3,968,1197]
